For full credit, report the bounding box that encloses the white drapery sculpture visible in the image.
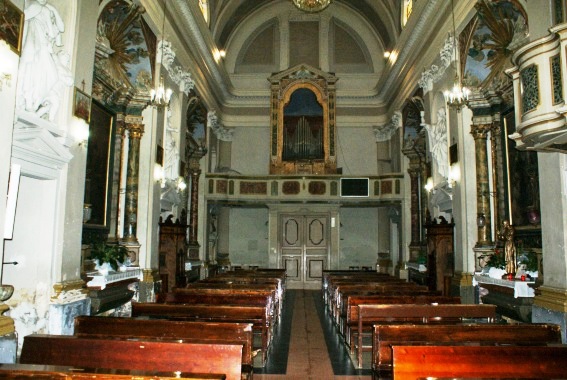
[423,107,449,179]
[17,0,73,121]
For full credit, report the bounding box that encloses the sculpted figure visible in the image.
[423,107,449,179]
[17,0,71,120]
[498,220,516,275]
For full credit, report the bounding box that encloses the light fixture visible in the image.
[443,0,470,112]
[383,51,391,59]
[292,0,331,13]
[424,177,434,193]
[150,0,172,109]
[477,213,486,227]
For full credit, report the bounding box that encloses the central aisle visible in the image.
[256,290,371,380]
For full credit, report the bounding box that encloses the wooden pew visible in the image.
[20,334,243,380]
[169,287,278,325]
[331,283,428,319]
[372,323,562,376]
[131,302,271,366]
[74,316,255,378]
[355,303,497,368]
[0,364,226,379]
[391,345,567,379]
[342,295,460,346]
[180,283,281,323]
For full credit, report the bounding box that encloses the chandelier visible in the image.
[292,0,331,13]
[150,0,172,109]
[443,0,470,112]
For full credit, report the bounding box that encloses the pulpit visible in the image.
[425,217,455,295]
[158,216,188,292]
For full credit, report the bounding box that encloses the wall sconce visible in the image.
[213,48,226,62]
[0,73,11,91]
[477,213,486,227]
[176,176,187,191]
[448,165,459,188]
[76,127,89,147]
[154,163,165,184]
[424,177,433,193]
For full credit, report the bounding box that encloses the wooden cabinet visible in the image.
[425,217,454,295]
[159,217,188,292]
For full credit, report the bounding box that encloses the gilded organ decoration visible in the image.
[268,64,338,174]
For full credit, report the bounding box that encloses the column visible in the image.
[113,113,127,239]
[532,152,567,342]
[471,123,492,247]
[122,115,144,244]
[490,121,503,226]
[187,158,202,260]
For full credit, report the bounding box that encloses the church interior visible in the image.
[1,0,567,378]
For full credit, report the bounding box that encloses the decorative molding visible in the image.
[158,40,195,95]
[51,280,88,304]
[373,112,401,142]
[207,111,234,141]
[418,34,455,93]
[534,286,567,313]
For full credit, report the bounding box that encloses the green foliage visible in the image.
[90,242,129,271]
[486,249,506,269]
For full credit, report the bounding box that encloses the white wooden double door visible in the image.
[280,214,329,289]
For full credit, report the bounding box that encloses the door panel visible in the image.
[280,214,329,288]
[282,255,301,282]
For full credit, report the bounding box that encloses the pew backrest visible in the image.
[374,323,563,372]
[392,345,567,379]
[74,316,254,367]
[20,334,243,380]
[0,364,227,379]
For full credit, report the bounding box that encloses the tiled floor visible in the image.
[255,290,371,380]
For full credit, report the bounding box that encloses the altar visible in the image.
[474,274,535,322]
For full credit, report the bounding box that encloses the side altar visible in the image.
[474,274,535,323]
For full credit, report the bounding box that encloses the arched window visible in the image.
[402,0,413,27]
[199,0,209,24]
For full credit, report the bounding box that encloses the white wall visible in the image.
[231,126,271,175]
[338,207,379,268]
[228,208,269,266]
[336,126,378,175]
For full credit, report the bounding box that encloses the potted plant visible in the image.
[89,241,130,274]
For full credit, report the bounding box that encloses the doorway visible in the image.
[280,214,329,289]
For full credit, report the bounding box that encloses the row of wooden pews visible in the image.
[14,268,286,380]
[323,270,567,379]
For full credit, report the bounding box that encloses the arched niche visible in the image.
[269,64,338,174]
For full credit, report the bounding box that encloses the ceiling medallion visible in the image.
[292,0,331,13]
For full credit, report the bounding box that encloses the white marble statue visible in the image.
[423,107,449,179]
[17,0,72,121]
[163,108,180,181]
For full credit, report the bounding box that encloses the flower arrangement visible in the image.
[89,241,130,272]
[486,249,506,269]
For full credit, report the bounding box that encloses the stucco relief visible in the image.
[16,0,73,122]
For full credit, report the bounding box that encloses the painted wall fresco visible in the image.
[464,0,527,90]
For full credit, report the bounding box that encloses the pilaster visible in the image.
[122,115,144,244]
[470,123,493,247]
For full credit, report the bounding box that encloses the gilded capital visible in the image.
[470,124,491,139]
[127,123,144,139]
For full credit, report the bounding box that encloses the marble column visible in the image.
[471,123,493,247]
[187,158,202,260]
[490,121,503,226]
[113,114,127,239]
[122,115,144,244]
[532,152,567,343]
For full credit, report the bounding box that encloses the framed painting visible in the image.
[74,88,92,123]
[84,101,114,228]
[0,0,24,55]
